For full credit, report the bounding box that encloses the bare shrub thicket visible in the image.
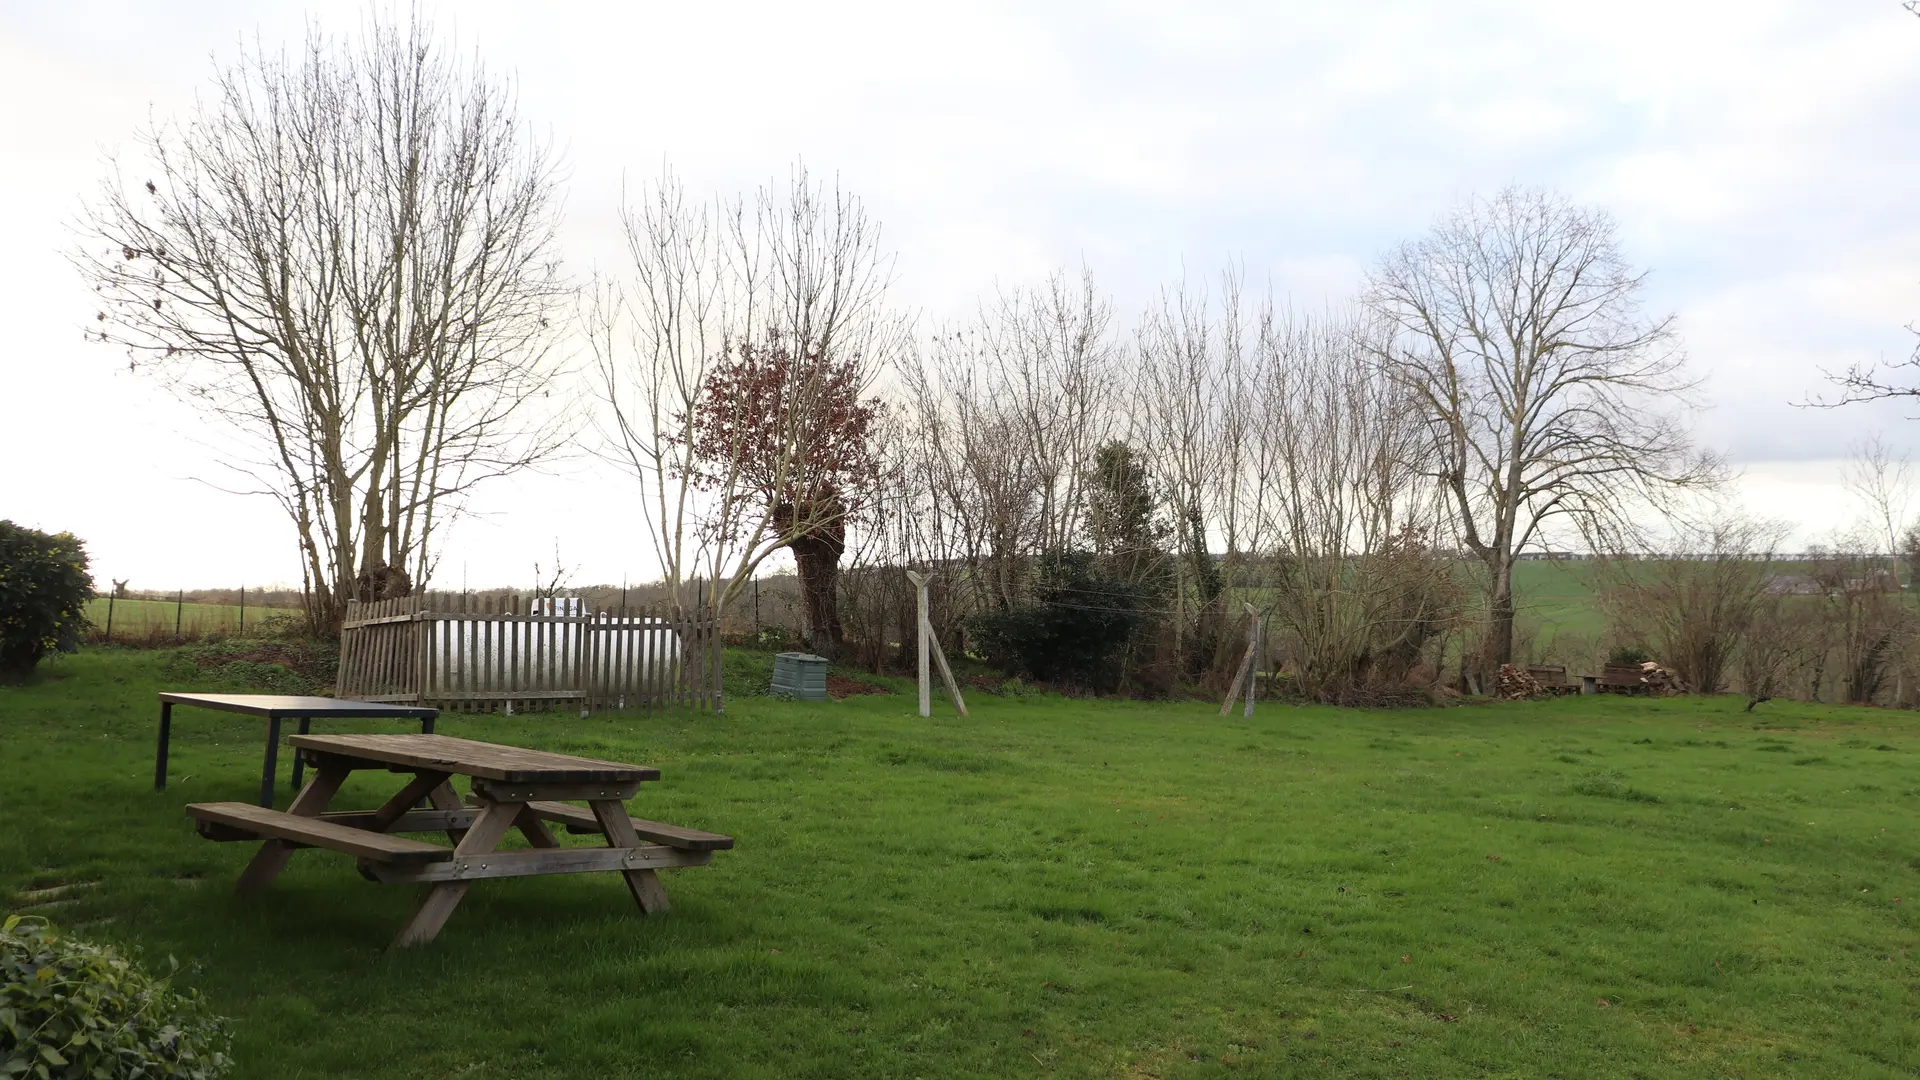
[1805,536,1913,704]
[1253,309,1461,702]
[1740,593,1825,704]
[1599,517,1785,694]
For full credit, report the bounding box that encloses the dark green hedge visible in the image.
[0,522,93,679]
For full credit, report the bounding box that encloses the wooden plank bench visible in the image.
[196,807,482,838]
[515,800,734,851]
[1596,665,1650,694]
[187,802,451,865]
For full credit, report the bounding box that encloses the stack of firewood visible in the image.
[1495,663,1544,700]
[1639,660,1682,694]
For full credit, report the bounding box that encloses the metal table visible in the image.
[155,693,438,807]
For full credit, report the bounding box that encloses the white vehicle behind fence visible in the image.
[426,597,685,712]
[338,593,719,713]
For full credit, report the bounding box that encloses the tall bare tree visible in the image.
[1135,276,1230,671]
[1842,433,1913,569]
[595,165,905,632]
[77,14,567,631]
[1364,186,1716,670]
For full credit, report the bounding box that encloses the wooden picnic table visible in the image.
[156,693,439,808]
[185,733,731,947]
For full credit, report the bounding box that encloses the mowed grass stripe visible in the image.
[0,649,1914,1078]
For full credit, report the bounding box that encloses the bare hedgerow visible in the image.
[1805,535,1915,704]
[1255,308,1463,703]
[1599,515,1786,694]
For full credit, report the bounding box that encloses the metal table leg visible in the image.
[154,701,172,791]
[291,716,313,790]
[259,716,282,808]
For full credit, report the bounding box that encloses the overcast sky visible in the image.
[5,0,1920,591]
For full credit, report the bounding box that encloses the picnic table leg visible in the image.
[590,799,671,915]
[426,781,470,844]
[392,799,521,949]
[514,807,560,849]
[421,715,435,735]
[259,716,282,808]
[237,759,351,892]
[290,716,312,792]
[154,701,172,791]
[366,771,453,832]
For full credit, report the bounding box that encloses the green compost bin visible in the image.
[771,652,830,700]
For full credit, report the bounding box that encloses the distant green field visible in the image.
[1509,560,1834,672]
[1510,561,1607,663]
[85,597,295,638]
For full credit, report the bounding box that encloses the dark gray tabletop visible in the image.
[157,693,439,719]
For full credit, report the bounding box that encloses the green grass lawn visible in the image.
[3,648,1917,1078]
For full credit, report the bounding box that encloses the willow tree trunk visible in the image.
[774,502,847,655]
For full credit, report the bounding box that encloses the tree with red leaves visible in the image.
[686,336,882,652]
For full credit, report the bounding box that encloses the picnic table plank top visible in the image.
[289,732,660,783]
[157,692,439,719]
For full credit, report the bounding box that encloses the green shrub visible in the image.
[970,552,1158,693]
[0,523,94,679]
[0,915,232,1079]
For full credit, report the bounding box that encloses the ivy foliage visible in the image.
[0,916,232,1080]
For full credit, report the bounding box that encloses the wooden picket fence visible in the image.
[336,592,722,713]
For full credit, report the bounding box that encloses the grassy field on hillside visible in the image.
[85,597,296,638]
[2,649,1917,1078]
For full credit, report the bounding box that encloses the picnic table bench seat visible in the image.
[187,802,451,864]
[513,799,734,851]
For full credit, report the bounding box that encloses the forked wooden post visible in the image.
[1220,603,1262,717]
[908,570,931,716]
[905,570,966,717]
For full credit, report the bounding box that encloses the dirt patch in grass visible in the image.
[827,674,890,699]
